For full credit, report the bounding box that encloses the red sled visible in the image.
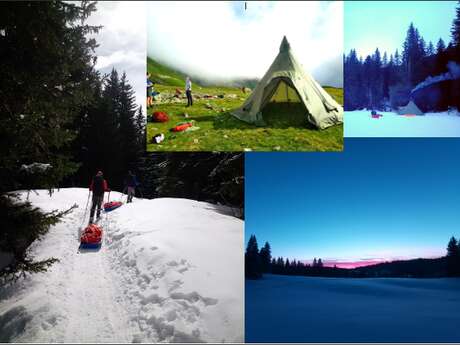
[104,201,122,212]
[80,223,103,249]
[171,122,192,132]
[152,111,169,122]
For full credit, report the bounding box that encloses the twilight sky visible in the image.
[245,138,460,268]
[86,1,146,112]
[345,1,457,58]
[147,1,343,87]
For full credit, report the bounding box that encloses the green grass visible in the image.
[147,59,343,152]
[148,57,188,87]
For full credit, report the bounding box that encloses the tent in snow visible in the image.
[398,101,424,115]
[231,36,343,129]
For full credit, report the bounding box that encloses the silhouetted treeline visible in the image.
[245,234,460,279]
[345,2,460,112]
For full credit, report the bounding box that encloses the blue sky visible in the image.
[245,139,460,266]
[345,1,457,58]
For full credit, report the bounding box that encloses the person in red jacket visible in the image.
[89,170,110,223]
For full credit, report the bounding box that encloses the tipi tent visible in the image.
[397,101,424,115]
[231,36,343,129]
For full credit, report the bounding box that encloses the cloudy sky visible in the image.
[147,1,343,87]
[86,1,146,111]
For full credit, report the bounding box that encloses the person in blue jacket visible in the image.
[124,170,139,203]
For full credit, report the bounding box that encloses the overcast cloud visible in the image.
[87,1,146,111]
[147,1,343,87]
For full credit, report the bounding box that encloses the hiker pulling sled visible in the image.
[89,170,110,223]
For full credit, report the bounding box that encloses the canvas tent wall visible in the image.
[397,101,424,115]
[231,36,343,129]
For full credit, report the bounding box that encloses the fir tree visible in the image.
[394,49,401,66]
[245,235,262,279]
[119,72,141,173]
[0,1,100,278]
[446,236,460,276]
[426,41,435,56]
[259,242,272,273]
[317,258,323,268]
[451,1,460,46]
[382,52,388,66]
[135,107,146,153]
[437,38,446,54]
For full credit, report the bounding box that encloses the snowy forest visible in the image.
[0,1,145,280]
[139,153,244,217]
[0,1,245,282]
[245,235,460,279]
[344,1,460,111]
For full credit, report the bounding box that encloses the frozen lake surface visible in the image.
[246,274,460,343]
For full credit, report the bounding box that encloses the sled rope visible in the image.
[79,191,91,229]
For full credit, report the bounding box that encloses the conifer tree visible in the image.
[119,72,141,173]
[259,242,272,273]
[426,41,435,56]
[446,236,460,276]
[437,38,446,54]
[0,1,99,278]
[245,235,262,279]
[451,1,460,47]
[317,258,323,268]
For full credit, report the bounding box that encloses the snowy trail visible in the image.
[61,214,132,343]
[0,189,243,343]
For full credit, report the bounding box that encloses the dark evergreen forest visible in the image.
[344,2,460,112]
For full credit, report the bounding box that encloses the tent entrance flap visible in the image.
[270,79,301,103]
[261,77,302,109]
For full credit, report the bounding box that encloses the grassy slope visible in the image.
[147,58,343,152]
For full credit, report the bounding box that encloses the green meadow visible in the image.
[147,58,343,152]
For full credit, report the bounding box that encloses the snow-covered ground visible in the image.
[246,274,460,343]
[345,110,460,137]
[0,188,243,343]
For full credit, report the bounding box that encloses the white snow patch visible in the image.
[345,110,460,137]
[20,163,52,174]
[0,188,243,343]
[246,274,460,343]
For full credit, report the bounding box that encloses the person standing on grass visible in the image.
[147,72,153,108]
[89,170,110,223]
[185,76,193,107]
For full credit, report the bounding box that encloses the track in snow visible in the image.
[0,189,244,343]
